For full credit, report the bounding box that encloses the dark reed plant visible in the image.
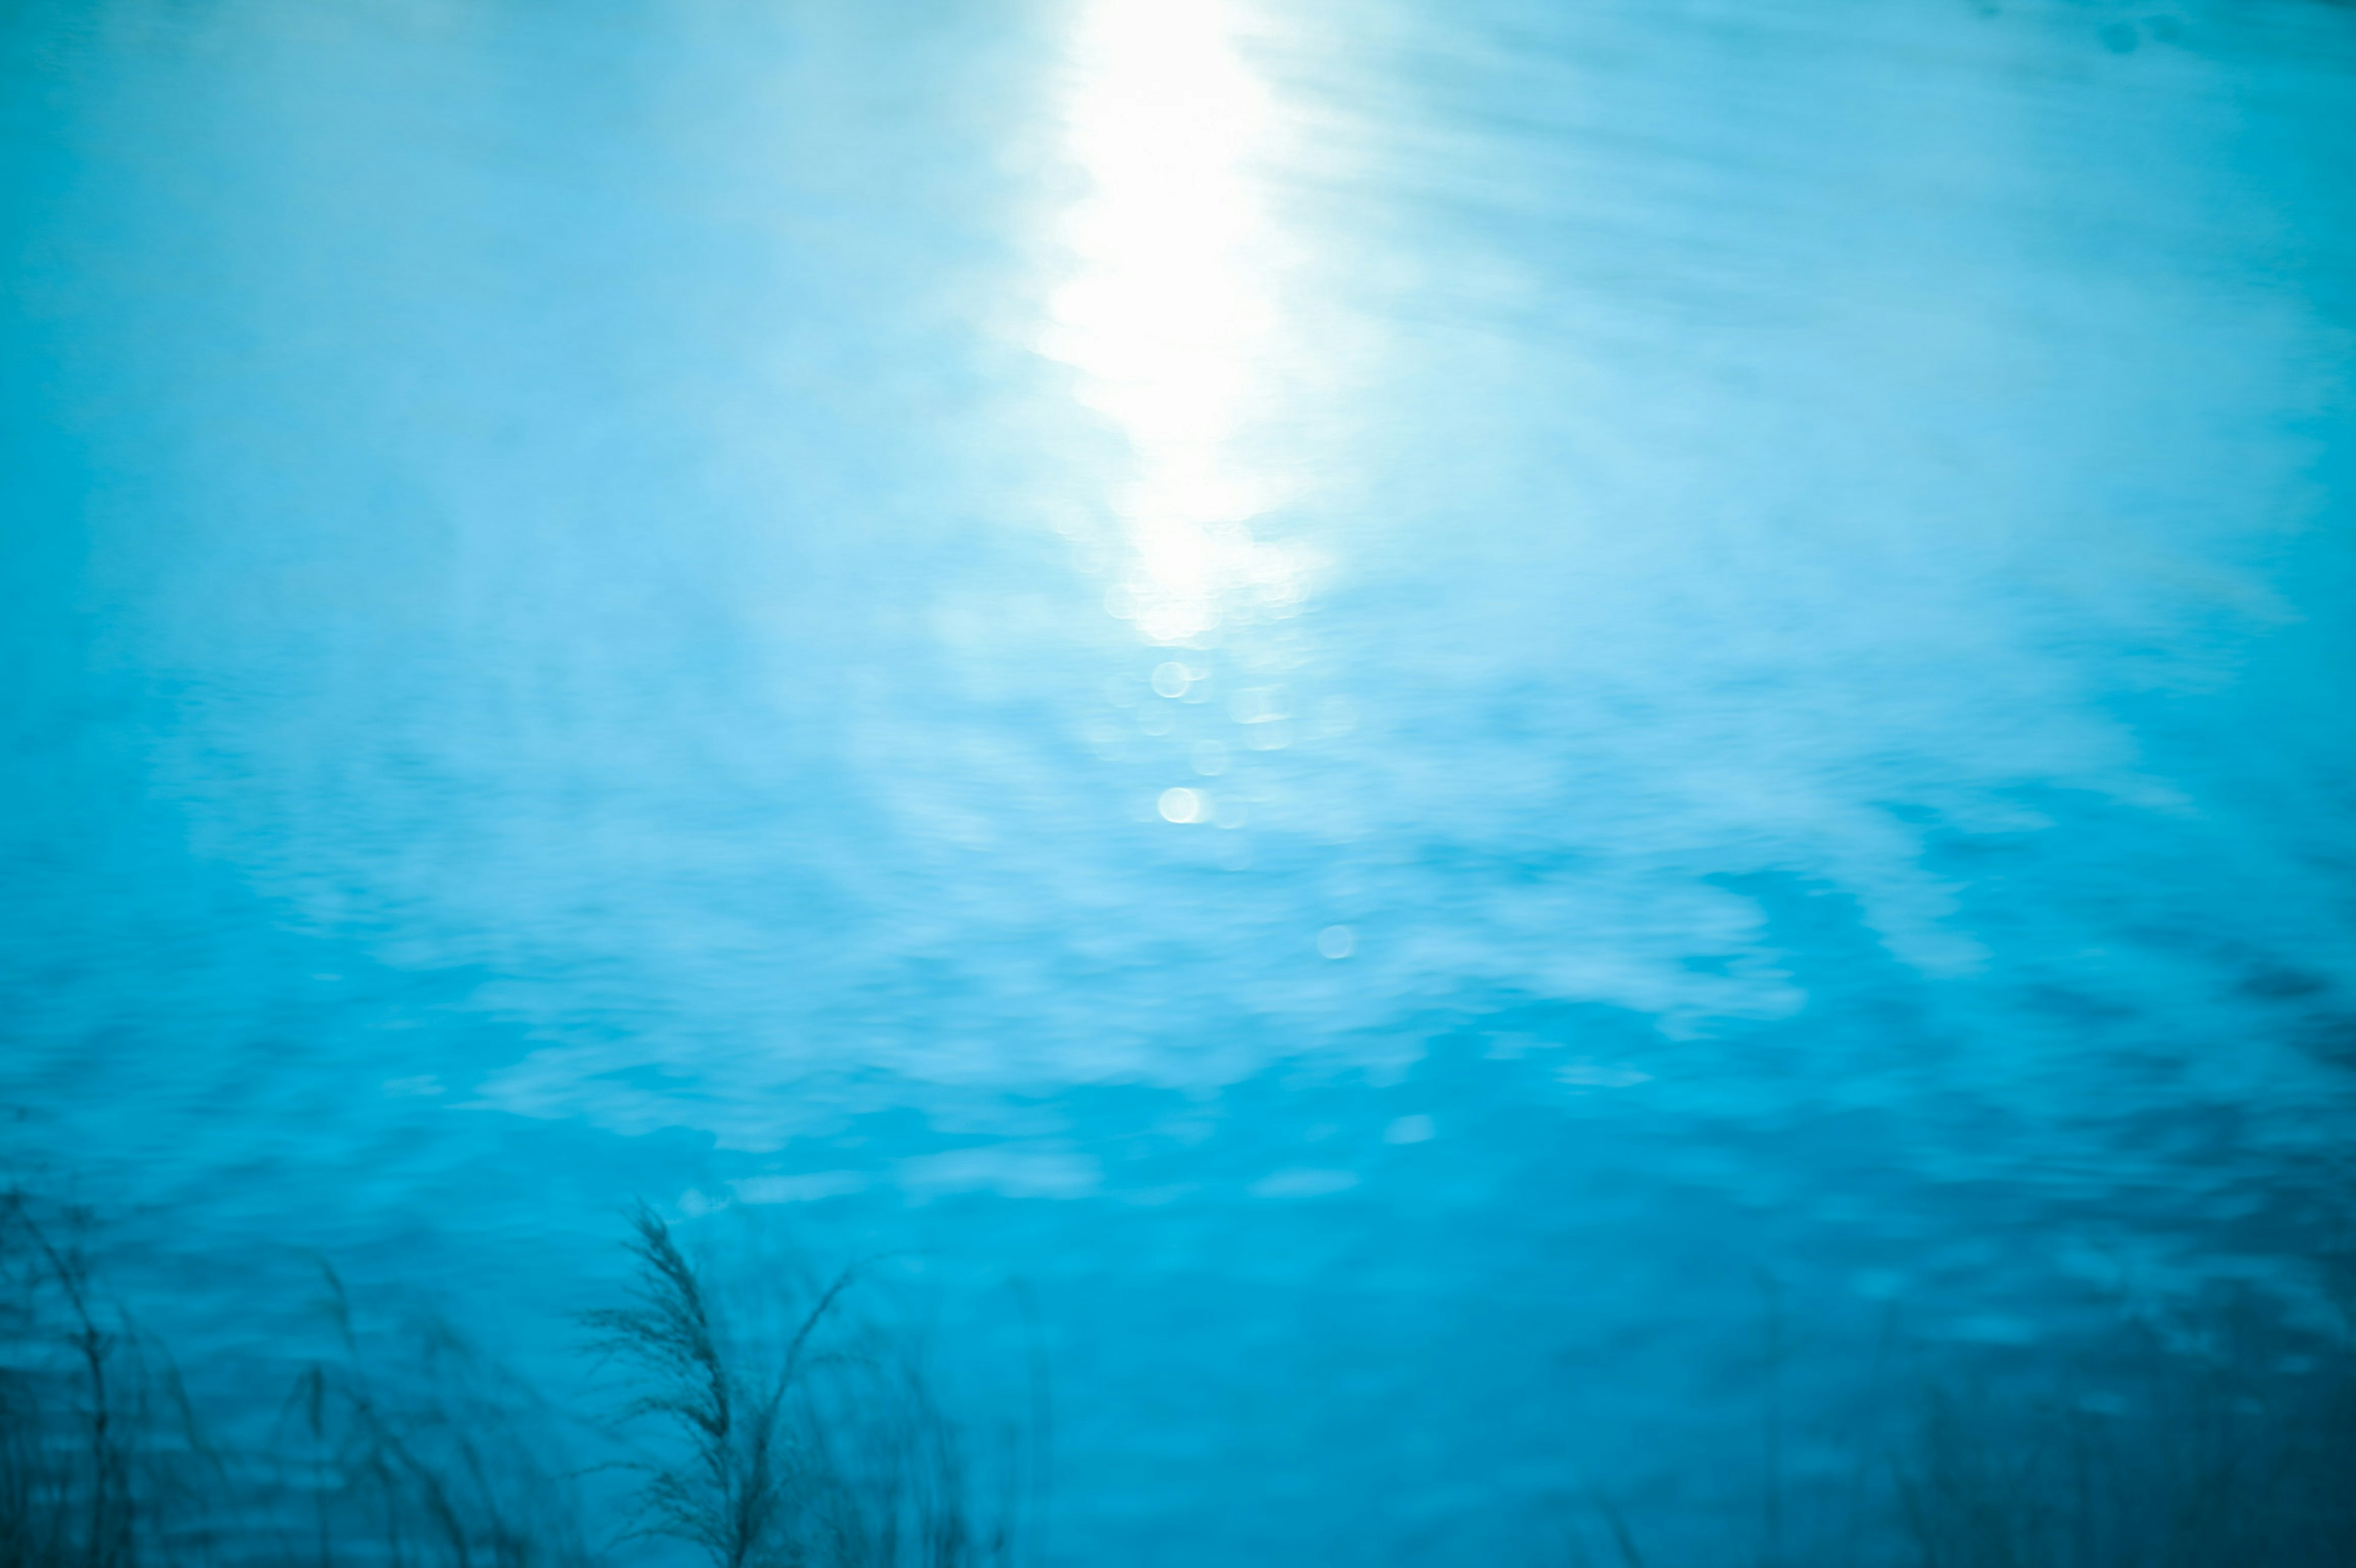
[1522,1277,2356,1568]
[581,1204,1012,1568]
[258,1264,587,1568]
[1892,1284,2356,1568]
[1,1185,583,1568]
[0,1188,193,1568]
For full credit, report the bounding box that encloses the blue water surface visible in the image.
[4,0,2354,1561]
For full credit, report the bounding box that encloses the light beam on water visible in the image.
[1042,0,1307,647]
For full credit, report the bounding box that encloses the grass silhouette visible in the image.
[2,1188,1014,1568]
[1,1189,171,1568]
[10,1182,2354,1567]
[2,1186,590,1568]
[1533,1281,2356,1568]
[1892,1287,2356,1568]
[581,1204,1011,1568]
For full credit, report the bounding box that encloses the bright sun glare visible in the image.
[1042,0,1306,646]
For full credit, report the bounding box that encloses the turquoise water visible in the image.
[4,0,2354,1561]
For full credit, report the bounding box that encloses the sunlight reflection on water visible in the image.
[1044,0,1311,648]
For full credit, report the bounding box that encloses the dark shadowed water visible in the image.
[5,0,2354,1562]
